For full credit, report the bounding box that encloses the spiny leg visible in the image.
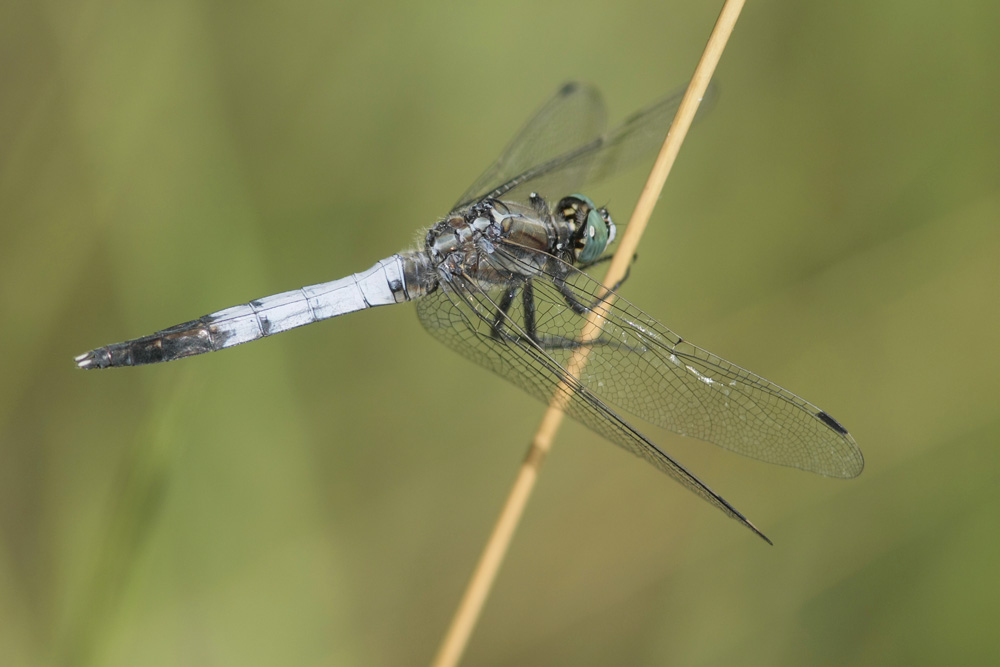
[522,278,643,354]
[487,277,641,354]
[576,252,638,297]
[522,280,537,341]
[489,280,544,346]
[528,193,552,219]
[490,283,519,341]
[550,251,639,317]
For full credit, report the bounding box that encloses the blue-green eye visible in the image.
[577,207,609,263]
[566,194,615,264]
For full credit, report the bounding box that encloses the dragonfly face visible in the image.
[557,194,616,264]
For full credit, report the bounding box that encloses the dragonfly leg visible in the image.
[490,278,567,349]
[490,283,519,341]
[554,252,638,318]
[528,192,551,219]
[555,277,601,315]
[488,278,641,354]
[523,279,643,353]
[522,280,538,340]
[577,252,637,294]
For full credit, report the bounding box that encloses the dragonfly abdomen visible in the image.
[76,255,420,369]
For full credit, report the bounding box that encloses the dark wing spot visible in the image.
[559,82,580,96]
[816,411,849,435]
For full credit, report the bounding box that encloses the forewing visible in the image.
[474,85,709,208]
[503,250,864,478]
[454,82,607,210]
[415,258,769,541]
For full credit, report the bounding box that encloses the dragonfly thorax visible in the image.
[425,213,495,261]
[423,195,616,283]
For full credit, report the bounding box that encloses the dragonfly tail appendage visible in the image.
[75,318,222,369]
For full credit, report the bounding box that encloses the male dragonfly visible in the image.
[76,83,863,542]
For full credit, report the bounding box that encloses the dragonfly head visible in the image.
[558,194,615,264]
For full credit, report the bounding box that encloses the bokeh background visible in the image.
[3,1,999,665]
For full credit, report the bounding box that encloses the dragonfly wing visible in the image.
[454,82,607,210]
[476,85,711,209]
[414,254,771,542]
[497,248,864,478]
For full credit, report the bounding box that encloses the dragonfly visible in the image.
[76,82,863,543]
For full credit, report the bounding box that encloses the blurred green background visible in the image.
[3,1,999,665]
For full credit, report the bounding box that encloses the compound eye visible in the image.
[576,208,609,263]
[599,207,616,245]
[555,194,616,264]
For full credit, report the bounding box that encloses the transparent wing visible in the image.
[456,84,709,211]
[478,244,865,478]
[454,82,607,210]
[416,260,770,542]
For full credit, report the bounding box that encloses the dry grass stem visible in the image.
[432,2,747,665]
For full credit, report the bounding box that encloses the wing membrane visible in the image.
[488,244,864,478]
[416,262,770,541]
[457,84,711,211]
[454,82,607,209]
